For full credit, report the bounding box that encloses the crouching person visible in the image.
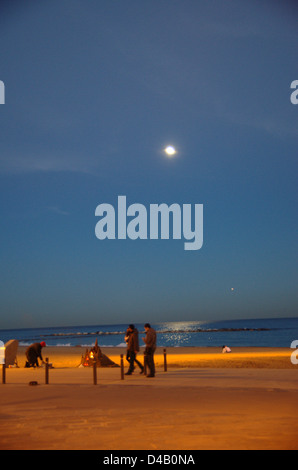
[25,342,46,368]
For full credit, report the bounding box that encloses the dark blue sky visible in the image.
[0,0,297,328]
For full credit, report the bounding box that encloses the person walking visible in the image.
[143,323,157,378]
[125,325,144,375]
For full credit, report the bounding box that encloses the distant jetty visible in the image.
[38,327,271,339]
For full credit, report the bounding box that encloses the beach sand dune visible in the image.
[1,347,297,450]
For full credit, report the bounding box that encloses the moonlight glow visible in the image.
[164,146,177,156]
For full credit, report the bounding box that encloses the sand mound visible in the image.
[80,340,119,368]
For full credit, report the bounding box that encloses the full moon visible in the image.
[164,146,177,156]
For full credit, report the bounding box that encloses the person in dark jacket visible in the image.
[125,325,144,375]
[25,342,46,368]
[143,323,157,378]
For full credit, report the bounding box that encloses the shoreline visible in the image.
[15,346,295,369]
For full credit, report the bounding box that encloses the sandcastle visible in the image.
[80,339,119,368]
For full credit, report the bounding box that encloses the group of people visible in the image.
[24,324,157,377]
[125,323,157,378]
[24,330,230,372]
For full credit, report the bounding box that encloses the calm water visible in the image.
[1,317,298,348]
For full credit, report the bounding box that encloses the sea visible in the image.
[0,317,298,349]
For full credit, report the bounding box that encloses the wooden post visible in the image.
[45,358,49,384]
[120,354,124,380]
[93,361,97,385]
[2,364,6,384]
[163,349,167,372]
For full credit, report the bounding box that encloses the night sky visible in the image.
[0,0,297,328]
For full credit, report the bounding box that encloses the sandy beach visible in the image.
[0,346,297,450]
[14,345,297,369]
